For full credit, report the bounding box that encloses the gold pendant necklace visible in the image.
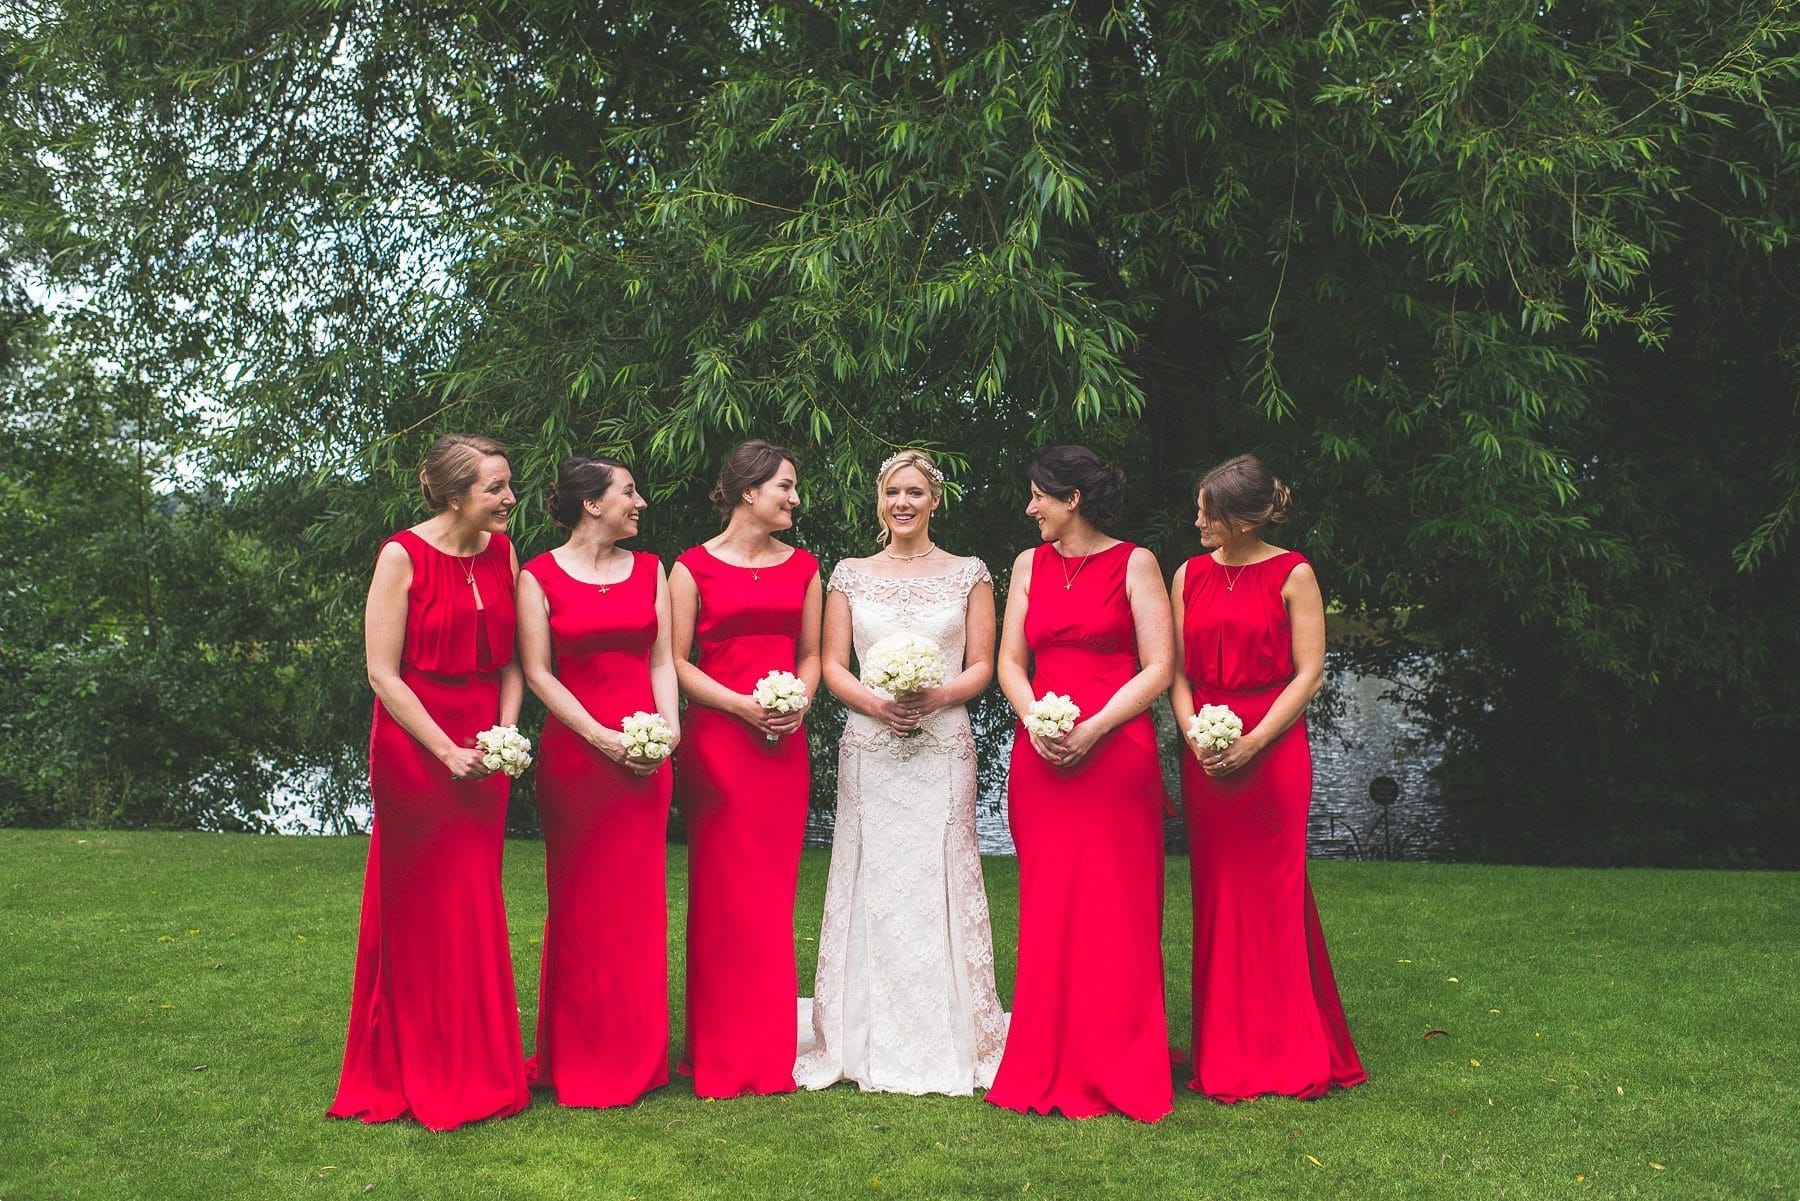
[1060,550,1090,591]
[594,549,624,595]
[1221,560,1249,591]
[455,553,476,586]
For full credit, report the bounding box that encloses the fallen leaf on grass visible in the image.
[1470,1059,1481,1067]
[1446,977,1460,983]
[1650,1163,1664,1171]
[192,1065,207,1072]
[1306,1155,1322,1167]
[1421,1029,1449,1040]
[157,935,174,943]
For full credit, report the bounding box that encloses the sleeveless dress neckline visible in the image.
[395,527,496,559]
[542,547,647,588]
[1048,540,1129,561]
[695,542,802,571]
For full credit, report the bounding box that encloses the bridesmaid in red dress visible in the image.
[330,433,530,1131]
[1170,453,1366,1102]
[517,456,680,1107]
[987,445,1175,1122]
[670,440,823,1098]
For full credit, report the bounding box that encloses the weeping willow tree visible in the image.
[4,0,1797,861]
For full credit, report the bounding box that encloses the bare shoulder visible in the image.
[1282,558,1321,595]
[1126,545,1161,571]
[373,539,412,577]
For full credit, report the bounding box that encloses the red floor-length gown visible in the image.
[673,544,818,1098]
[1180,550,1366,1102]
[329,529,529,1131]
[986,541,1173,1122]
[523,549,672,1107]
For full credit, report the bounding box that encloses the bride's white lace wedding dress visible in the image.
[795,556,1007,1095]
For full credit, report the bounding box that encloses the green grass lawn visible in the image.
[0,831,1793,1200]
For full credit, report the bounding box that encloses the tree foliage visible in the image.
[3,0,1796,861]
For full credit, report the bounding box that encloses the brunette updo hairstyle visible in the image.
[709,439,800,524]
[1194,453,1293,532]
[546,455,629,529]
[1026,444,1127,529]
[418,433,508,512]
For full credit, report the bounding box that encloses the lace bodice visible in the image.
[797,552,1006,1095]
[829,556,990,751]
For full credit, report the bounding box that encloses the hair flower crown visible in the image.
[878,450,944,484]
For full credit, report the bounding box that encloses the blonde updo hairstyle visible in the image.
[1194,453,1293,533]
[874,449,945,545]
[419,433,509,513]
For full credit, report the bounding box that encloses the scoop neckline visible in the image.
[1209,548,1295,569]
[544,546,641,587]
[1049,539,1130,561]
[697,542,801,570]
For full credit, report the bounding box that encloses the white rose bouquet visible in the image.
[1186,704,1244,754]
[860,633,947,698]
[619,711,675,762]
[474,725,533,778]
[752,670,809,742]
[1022,692,1081,739]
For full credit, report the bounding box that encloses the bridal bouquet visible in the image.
[1022,692,1080,739]
[860,633,947,697]
[619,711,675,762]
[1186,704,1244,753]
[474,725,533,777]
[752,670,809,742]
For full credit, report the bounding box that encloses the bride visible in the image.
[796,448,1007,1095]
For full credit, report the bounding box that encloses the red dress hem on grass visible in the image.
[1180,550,1367,1103]
[328,530,529,1132]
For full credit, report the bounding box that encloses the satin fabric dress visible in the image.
[329,529,529,1131]
[985,541,1173,1122]
[673,544,818,1098]
[522,550,672,1107]
[1180,550,1366,1101]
